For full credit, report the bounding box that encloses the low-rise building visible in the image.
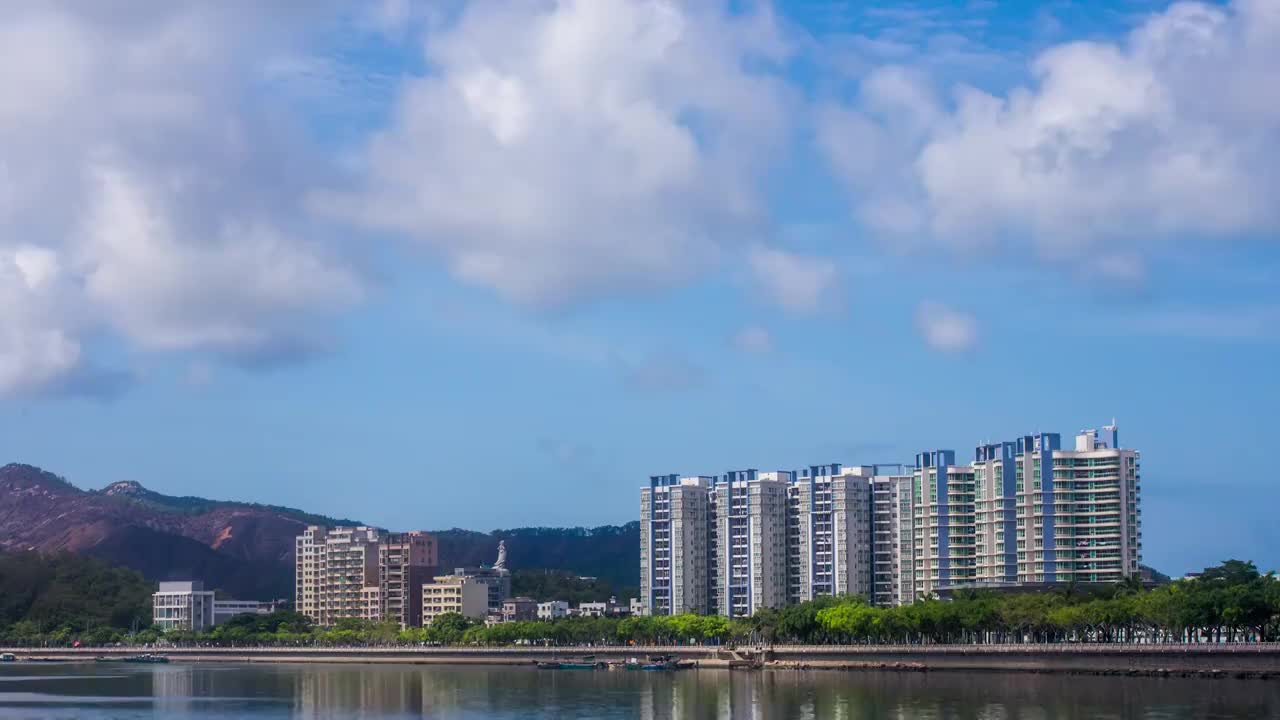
[537,601,570,620]
[211,599,271,627]
[502,597,539,623]
[153,581,215,632]
[446,566,511,613]
[422,575,489,625]
[154,581,268,632]
[575,602,608,617]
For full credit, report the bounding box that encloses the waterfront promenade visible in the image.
[4,643,1279,677]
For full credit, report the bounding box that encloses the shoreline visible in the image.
[4,644,1279,679]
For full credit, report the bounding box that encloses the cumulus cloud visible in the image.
[748,247,838,313]
[821,0,1280,265]
[915,302,977,353]
[327,0,792,306]
[0,2,363,396]
[731,325,774,354]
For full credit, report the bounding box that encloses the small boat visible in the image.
[537,655,604,670]
[640,655,682,671]
[95,654,170,664]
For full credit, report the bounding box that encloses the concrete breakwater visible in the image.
[4,644,1279,678]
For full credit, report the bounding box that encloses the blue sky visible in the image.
[0,0,1276,577]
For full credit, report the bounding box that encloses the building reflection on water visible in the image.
[129,663,1280,719]
[285,667,966,719]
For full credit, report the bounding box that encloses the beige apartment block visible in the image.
[319,526,382,626]
[296,526,440,628]
[422,574,489,626]
[295,526,329,625]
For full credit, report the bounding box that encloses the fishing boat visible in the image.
[95,654,170,664]
[536,655,604,670]
[623,655,685,671]
[641,655,683,671]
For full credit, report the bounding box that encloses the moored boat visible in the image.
[640,655,681,671]
[537,655,605,670]
[95,654,170,664]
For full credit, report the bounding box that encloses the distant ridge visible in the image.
[0,463,642,600]
[95,478,360,527]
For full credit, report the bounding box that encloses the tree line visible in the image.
[0,551,153,646]
[3,557,1278,647]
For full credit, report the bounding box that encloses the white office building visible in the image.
[153,581,268,632]
[153,581,215,632]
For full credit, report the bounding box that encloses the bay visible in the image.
[0,662,1277,719]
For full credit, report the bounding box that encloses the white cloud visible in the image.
[0,2,364,395]
[821,0,1280,265]
[731,325,774,354]
[0,246,81,395]
[915,302,977,353]
[327,0,792,306]
[748,247,838,313]
[79,164,361,357]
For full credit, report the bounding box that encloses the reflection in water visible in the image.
[281,665,1280,720]
[1,662,1278,719]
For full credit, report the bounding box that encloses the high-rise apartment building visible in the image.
[869,469,914,606]
[912,422,1142,595]
[640,475,712,616]
[711,470,790,617]
[295,526,328,622]
[639,420,1141,615]
[380,532,438,629]
[296,526,439,627]
[787,464,872,604]
[912,451,977,598]
[320,526,382,625]
[969,423,1141,585]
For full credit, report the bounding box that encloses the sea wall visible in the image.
[5,644,1280,677]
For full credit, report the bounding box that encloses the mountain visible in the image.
[0,464,359,600]
[0,463,642,601]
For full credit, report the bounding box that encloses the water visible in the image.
[0,662,1277,719]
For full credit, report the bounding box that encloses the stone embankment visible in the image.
[3,644,1278,678]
